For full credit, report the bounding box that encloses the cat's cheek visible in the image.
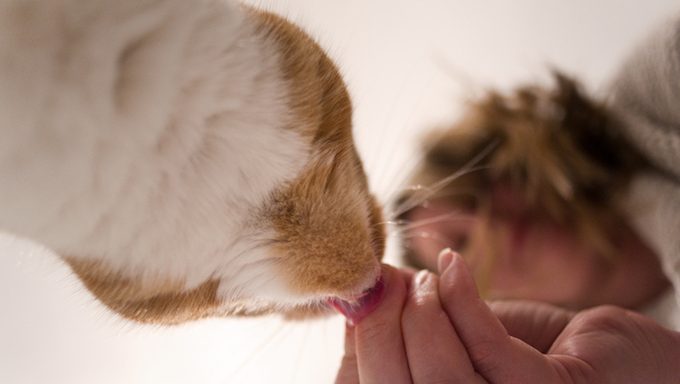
[266,243,382,304]
[210,253,381,320]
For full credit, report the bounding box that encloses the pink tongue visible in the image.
[328,276,385,325]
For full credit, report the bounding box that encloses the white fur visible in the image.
[0,0,314,307]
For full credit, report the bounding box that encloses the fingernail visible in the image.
[412,269,435,299]
[328,269,387,326]
[437,248,455,274]
[413,269,431,287]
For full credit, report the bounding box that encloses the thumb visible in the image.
[489,300,574,353]
[437,249,558,383]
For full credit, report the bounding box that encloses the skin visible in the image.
[335,252,680,384]
[405,196,669,309]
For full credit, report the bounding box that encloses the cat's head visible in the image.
[66,10,384,324]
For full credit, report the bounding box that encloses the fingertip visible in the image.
[332,264,403,326]
[398,267,417,293]
[439,250,477,296]
[337,322,360,384]
[344,321,356,353]
[379,264,408,299]
[380,263,398,282]
[437,248,455,274]
[411,269,437,296]
[353,264,412,383]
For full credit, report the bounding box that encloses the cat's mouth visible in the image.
[327,275,385,325]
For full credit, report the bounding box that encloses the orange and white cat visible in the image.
[0,0,384,324]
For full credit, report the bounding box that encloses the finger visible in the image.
[437,250,555,382]
[489,300,574,353]
[550,305,680,383]
[398,267,416,292]
[335,323,359,384]
[354,265,412,384]
[401,269,486,383]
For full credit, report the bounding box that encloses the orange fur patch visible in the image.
[65,9,384,324]
[68,257,288,324]
[253,11,384,298]
[67,258,220,324]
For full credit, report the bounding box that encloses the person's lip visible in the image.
[327,275,385,325]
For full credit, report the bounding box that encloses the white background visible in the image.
[1,1,678,383]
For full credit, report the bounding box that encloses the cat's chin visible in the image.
[280,304,335,321]
[326,275,385,325]
[280,273,385,322]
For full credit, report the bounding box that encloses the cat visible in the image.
[0,0,385,324]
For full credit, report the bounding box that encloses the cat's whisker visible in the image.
[366,61,419,176]
[380,147,429,205]
[373,219,405,227]
[223,320,291,383]
[378,87,469,206]
[401,230,457,249]
[389,139,499,219]
[374,84,446,198]
[375,210,470,235]
[386,187,481,222]
[431,52,482,100]
[400,142,495,205]
[393,211,473,233]
[378,125,494,226]
[319,317,333,370]
[372,71,437,193]
[389,164,488,220]
[288,322,312,384]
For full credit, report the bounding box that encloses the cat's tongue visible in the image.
[328,276,385,325]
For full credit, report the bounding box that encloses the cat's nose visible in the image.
[282,263,383,321]
[328,269,385,325]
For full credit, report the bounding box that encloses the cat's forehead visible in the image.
[252,10,353,146]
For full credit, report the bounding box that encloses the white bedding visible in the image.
[612,13,680,330]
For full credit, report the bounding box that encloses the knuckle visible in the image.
[355,319,393,345]
[466,338,501,372]
[586,305,628,318]
[419,376,462,384]
[402,272,443,316]
[335,355,359,384]
[573,305,632,333]
[438,272,474,301]
[401,288,447,332]
[339,353,357,369]
[437,275,459,297]
[403,287,439,314]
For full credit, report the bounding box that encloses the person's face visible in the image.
[403,187,668,310]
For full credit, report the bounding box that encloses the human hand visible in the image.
[335,251,680,383]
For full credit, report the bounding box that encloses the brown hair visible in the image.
[401,72,649,270]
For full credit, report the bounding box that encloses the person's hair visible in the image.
[400,72,649,283]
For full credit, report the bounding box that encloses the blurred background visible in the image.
[1,1,678,383]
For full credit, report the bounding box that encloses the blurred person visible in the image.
[334,12,680,384]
